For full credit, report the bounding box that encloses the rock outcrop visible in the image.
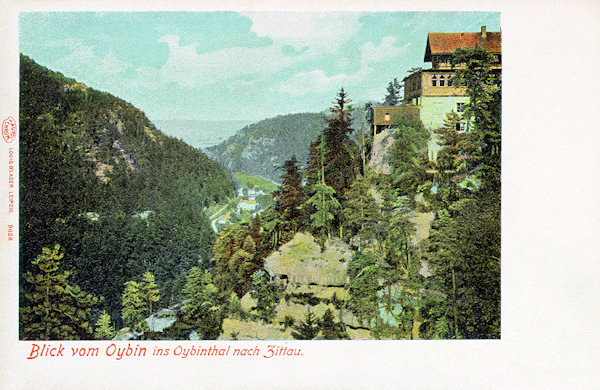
[368,128,395,174]
[263,232,352,287]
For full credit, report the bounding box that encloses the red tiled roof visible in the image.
[424,31,501,61]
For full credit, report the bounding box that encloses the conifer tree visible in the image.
[249,269,279,323]
[121,272,160,329]
[291,308,320,340]
[274,155,305,232]
[121,280,144,328]
[320,309,349,339]
[20,244,99,340]
[383,78,402,106]
[306,139,341,240]
[342,174,379,244]
[452,47,501,190]
[94,310,114,340]
[140,272,160,314]
[323,88,358,198]
[180,267,226,339]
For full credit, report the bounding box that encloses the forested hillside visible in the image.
[19,55,236,338]
[19,47,500,341]
[204,113,326,182]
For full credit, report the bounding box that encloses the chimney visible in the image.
[481,26,487,39]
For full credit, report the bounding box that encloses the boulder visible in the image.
[264,232,351,287]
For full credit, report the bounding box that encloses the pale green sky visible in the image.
[20,11,500,122]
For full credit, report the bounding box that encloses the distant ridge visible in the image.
[154,119,254,150]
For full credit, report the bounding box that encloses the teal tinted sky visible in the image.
[20,12,500,122]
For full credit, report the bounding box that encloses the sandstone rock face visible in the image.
[263,232,351,287]
[368,128,395,174]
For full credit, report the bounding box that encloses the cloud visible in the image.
[271,67,371,97]
[134,34,295,90]
[272,36,410,97]
[360,36,410,65]
[241,12,363,54]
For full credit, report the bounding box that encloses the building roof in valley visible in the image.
[424,28,501,61]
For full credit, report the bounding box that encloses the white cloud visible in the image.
[241,12,363,54]
[135,34,296,90]
[271,67,371,97]
[272,35,412,97]
[360,36,410,65]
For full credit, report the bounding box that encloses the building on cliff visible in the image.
[370,26,501,142]
[403,25,501,134]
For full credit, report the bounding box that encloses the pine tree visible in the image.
[452,47,501,191]
[121,271,160,330]
[291,308,320,340]
[383,78,402,106]
[323,88,358,198]
[20,244,99,340]
[320,309,349,339]
[306,138,341,240]
[249,269,279,323]
[274,155,305,232]
[121,280,144,328]
[180,267,226,339]
[342,174,379,243]
[94,310,114,340]
[140,272,160,315]
[307,181,340,241]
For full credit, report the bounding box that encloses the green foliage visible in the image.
[121,272,160,331]
[346,251,381,324]
[423,193,500,338]
[233,172,280,193]
[207,113,326,183]
[227,293,246,320]
[390,116,430,189]
[307,181,341,240]
[273,155,305,233]
[319,309,349,339]
[20,245,100,340]
[94,310,115,340]
[383,78,402,106]
[341,174,379,241]
[19,55,235,332]
[279,314,295,331]
[291,308,320,340]
[177,267,227,340]
[322,88,359,198]
[213,223,265,297]
[452,47,501,190]
[249,270,279,323]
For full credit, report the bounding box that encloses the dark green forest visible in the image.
[19,55,236,338]
[20,46,500,341]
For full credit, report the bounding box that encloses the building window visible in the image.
[457,103,466,113]
[439,75,445,87]
[432,75,437,86]
[448,77,453,86]
[384,113,390,122]
[455,122,465,132]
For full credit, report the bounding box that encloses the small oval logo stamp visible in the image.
[2,116,17,143]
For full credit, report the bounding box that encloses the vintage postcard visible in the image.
[1,1,598,389]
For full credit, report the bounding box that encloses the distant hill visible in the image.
[204,113,326,182]
[204,104,369,183]
[153,119,253,149]
[19,55,236,326]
